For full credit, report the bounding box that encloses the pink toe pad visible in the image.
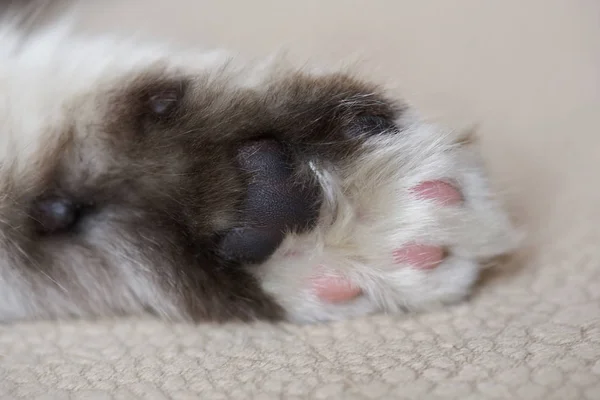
[411,180,463,205]
[393,244,445,270]
[311,274,363,303]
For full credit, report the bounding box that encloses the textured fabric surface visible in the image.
[1,1,599,398]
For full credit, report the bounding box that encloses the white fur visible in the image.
[258,116,520,322]
[0,19,520,323]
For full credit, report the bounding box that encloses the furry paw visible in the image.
[0,23,519,323]
[249,95,521,322]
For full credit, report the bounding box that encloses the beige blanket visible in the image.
[1,1,599,398]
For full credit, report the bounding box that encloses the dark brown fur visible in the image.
[4,66,404,322]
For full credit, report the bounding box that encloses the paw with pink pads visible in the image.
[254,123,520,323]
[311,180,464,304]
[233,72,520,323]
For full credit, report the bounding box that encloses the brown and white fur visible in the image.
[0,15,520,324]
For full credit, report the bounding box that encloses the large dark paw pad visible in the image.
[217,140,320,264]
